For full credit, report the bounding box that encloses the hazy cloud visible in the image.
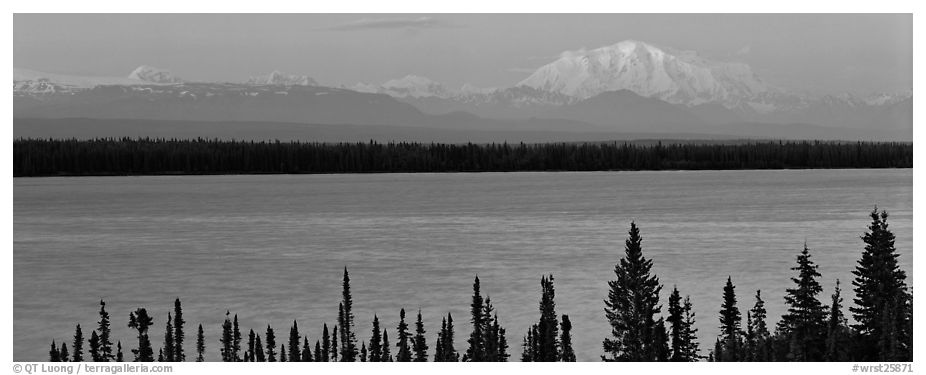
[735,44,751,56]
[322,16,455,31]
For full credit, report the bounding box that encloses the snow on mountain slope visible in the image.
[518,40,773,108]
[128,65,183,84]
[14,68,148,91]
[246,71,318,86]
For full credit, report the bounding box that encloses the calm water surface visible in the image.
[14,170,912,361]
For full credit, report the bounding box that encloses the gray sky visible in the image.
[13,14,912,94]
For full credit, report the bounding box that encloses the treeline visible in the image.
[14,138,912,176]
[45,208,911,362]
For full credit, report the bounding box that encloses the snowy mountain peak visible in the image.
[247,71,318,86]
[518,39,772,108]
[128,65,183,84]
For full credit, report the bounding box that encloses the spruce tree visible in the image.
[331,325,339,361]
[667,286,685,361]
[302,337,313,362]
[72,324,84,362]
[98,300,114,361]
[128,308,155,362]
[560,315,576,362]
[535,275,560,361]
[279,344,286,362]
[718,276,742,361]
[369,315,382,362]
[220,311,233,362]
[851,209,911,361]
[163,313,175,362]
[116,341,123,362]
[247,329,256,362]
[381,329,393,362]
[339,267,358,361]
[265,325,276,362]
[603,221,662,361]
[521,328,534,362]
[361,342,368,362]
[49,340,60,362]
[158,348,164,362]
[173,298,185,361]
[60,343,69,362]
[232,314,242,361]
[749,290,770,361]
[825,280,851,361]
[465,276,487,362]
[653,318,670,361]
[681,296,700,361]
[89,330,101,362]
[396,308,412,362]
[314,341,322,362]
[196,324,205,362]
[445,313,459,361]
[255,334,265,362]
[780,243,828,361]
[413,309,428,362]
[321,323,331,362]
[288,320,301,362]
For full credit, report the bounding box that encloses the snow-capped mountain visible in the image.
[246,71,318,86]
[128,65,183,84]
[518,40,773,108]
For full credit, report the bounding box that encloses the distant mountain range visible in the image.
[13,40,912,142]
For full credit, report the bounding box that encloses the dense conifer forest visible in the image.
[13,138,912,177]
[44,208,911,362]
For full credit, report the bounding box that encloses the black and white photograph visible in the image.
[7,7,919,373]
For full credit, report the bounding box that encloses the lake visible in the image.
[13,169,913,361]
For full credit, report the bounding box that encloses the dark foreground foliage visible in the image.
[14,138,912,176]
[45,209,910,362]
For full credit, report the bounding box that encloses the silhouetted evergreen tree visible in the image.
[369,315,382,362]
[331,325,339,361]
[158,348,164,362]
[413,309,428,362]
[49,340,60,362]
[254,334,265,362]
[279,344,286,362]
[749,290,771,361]
[681,296,701,361]
[220,311,233,362]
[435,313,459,362]
[339,267,359,361]
[89,330,101,362]
[196,324,205,362]
[97,300,114,361]
[779,243,828,361]
[128,308,155,362]
[717,276,742,361]
[465,276,487,362]
[321,323,331,362]
[163,313,175,362]
[396,308,412,362]
[116,341,123,362]
[314,341,322,362]
[851,209,911,361]
[653,318,670,361]
[173,298,185,361]
[72,324,84,362]
[825,280,851,361]
[232,314,242,361]
[60,343,69,362]
[603,221,662,361]
[361,342,367,362]
[265,325,276,362]
[247,329,256,362]
[382,330,393,362]
[288,320,300,362]
[536,275,560,361]
[560,315,575,362]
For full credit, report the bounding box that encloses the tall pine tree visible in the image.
[128,308,155,362]
[779,243,828,361]
[97,300,114,361]
[265,324,276,362]
[851,209,911,361]
[717,276,742,361]
[173,298,185,362]
[339,267,358,361]
[196,324,205,362]
[603,221,662,361]
[412,309,428,362]
[396,308,412,362]
[72,324,84,362]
